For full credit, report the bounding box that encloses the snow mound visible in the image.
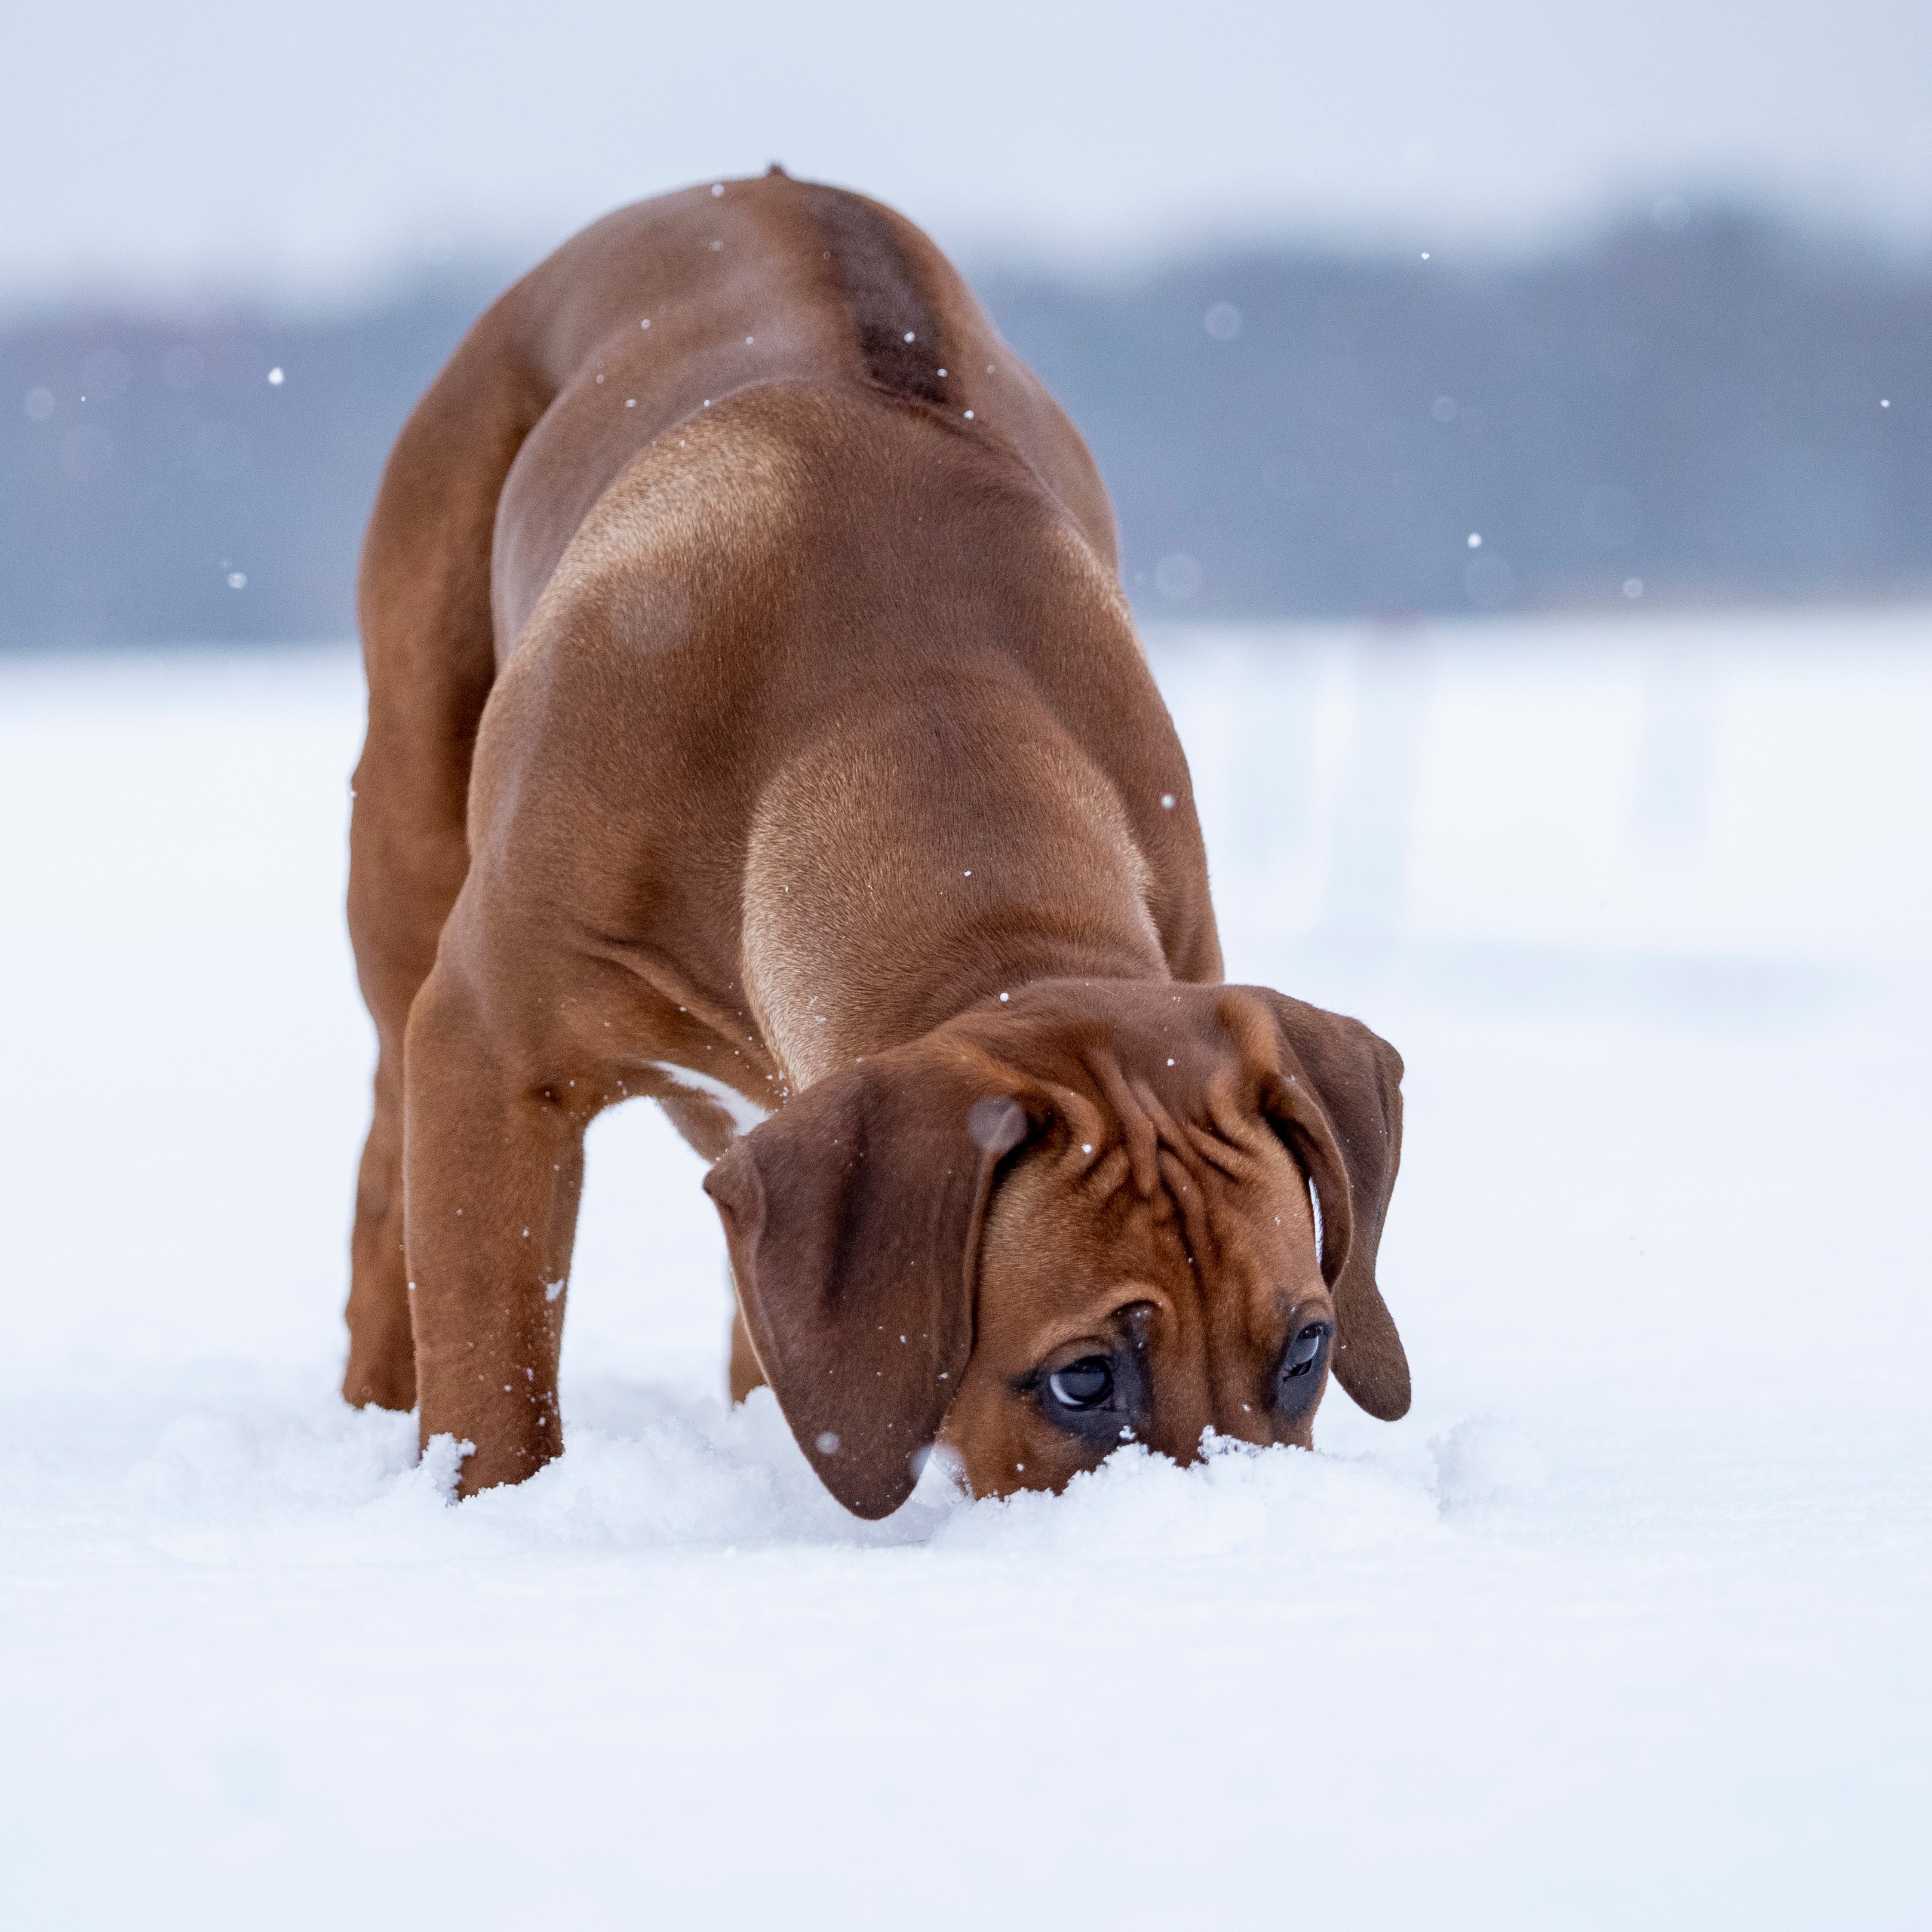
[1429,1415,1549,1510]
[118,1379,1488,1568]
[937,1432,1450,1563]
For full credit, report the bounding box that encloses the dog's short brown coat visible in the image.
[346,171,1409,1515]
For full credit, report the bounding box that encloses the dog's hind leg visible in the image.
[343,323,547,1412]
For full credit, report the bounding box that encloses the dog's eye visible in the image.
[1282,1322,1329,1381]
[1047,1357,1116,1409]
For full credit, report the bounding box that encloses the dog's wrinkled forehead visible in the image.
[963,980,1282,1145]
[982,1060,1320,1305]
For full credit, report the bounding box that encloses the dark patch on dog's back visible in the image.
[797,185,948,407]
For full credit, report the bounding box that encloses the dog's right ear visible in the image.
[1246,992,1410,1422]
[703,1046,1038,1519]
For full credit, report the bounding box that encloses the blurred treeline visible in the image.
[4,204,1927,644]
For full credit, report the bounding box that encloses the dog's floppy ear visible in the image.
[703,1046,1035,1518]
[1248,993,1409,1421]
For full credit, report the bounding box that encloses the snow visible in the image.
[3,612,1929,1928]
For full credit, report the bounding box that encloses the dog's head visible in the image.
[703,980,1407,1516]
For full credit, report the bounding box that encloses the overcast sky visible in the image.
[7,0,1930,301]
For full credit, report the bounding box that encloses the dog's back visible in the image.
[416,171,1122,652]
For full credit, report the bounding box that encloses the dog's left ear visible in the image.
[703,1046,1036,1519]
[1239,991,1410,1421]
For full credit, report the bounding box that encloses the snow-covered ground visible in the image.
[3,610,1928,1928]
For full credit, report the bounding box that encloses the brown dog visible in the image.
[345,170,1409,1516]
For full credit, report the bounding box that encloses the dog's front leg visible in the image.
[401,960,588,1496]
